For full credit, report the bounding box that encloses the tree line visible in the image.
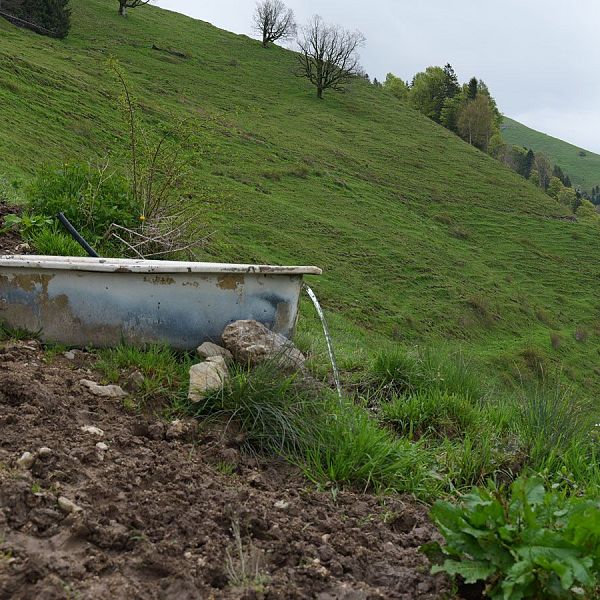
[0,0,71,38]
[380,65,599,218]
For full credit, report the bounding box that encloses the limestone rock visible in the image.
[57,496,82,514]
[196,342,233,361]
[80,379,128,399]
[81,425,104,437]
[221,320,305,371]
[188,357,229,402]
[17,452,35,469]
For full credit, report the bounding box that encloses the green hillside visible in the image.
[502,116,600,193]
[1,1,599,394]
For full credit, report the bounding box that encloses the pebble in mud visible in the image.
[81,425,104,436]
[37,447,52,458]
[16,452,35,469]
[57,496,82,514]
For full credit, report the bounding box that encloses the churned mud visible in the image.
[0,342,451,599]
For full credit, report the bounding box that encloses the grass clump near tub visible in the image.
[96,343,193,410]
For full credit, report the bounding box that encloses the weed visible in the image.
[29,225,87,256]
[225,520,269,591]
[425,475,600,599]
[381,390,481,440]
[0,321,40,341]
[301,400,435,496]
[186,361,329,456]
[215,461,236,476]
[96,344,192,409]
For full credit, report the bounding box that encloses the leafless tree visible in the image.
[297,16,365,99]
[253,0,296,48]
[118,0,151,17]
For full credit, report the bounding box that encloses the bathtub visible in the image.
[0,255,322,349]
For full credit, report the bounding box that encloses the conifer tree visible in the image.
[467,77,478,100]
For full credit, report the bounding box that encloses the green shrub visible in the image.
[381,389,481,440]
[426,475,600,599]
[96,344,192,409]
[29,226,87,256]
[0,213,53,237]
[187,361,330,456]
[367,347,482,401]
[26,162,138,247]
[518,381,592,467]
[302,400,436,496]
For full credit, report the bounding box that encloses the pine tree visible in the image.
[467,77,478,100]
[442,63,460,98]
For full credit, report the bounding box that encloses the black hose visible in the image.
[56,213,99,258]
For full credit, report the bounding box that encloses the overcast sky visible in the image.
[157,0,600,153]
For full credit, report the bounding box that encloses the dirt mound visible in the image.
[0,341,450,599]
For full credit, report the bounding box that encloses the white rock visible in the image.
[37,447,52,458]
[95,442,108,452]
[188,357,229,402]
[79,379,124,397]
[80,379,128,399]
[63,350,76,360]
[274,500,290,510]
[81,425,105,437]
[57,496,82,513]
[222,320,305,371]
[196,342,233,361]
[17,452,35,469]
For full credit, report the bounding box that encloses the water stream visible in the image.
[303,284,343,400]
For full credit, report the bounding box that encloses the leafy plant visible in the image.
[425,475,600,599]
[0,213,52,236]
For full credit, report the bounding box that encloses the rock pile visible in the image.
[187,319,306,402]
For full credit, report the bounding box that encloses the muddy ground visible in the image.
[0,204,451,599]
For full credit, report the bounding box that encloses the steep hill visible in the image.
[502,116,600,193]
[0,1,599,393]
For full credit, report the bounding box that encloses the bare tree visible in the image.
[118,0,151,17]
[253,0,296,48]
[297,16,365,99]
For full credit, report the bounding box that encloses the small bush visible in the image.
[426,475,600,599]
[187,361,330,456]
[96,344,192,409]
[367,347,482,402]
[29,226,87,257]
[26,162,137,248]
[381,390,481,440]
[302,401,435,495]
[518,381,592,467]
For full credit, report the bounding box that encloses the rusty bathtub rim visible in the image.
[0,255,323,276]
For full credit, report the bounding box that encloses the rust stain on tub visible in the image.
[144,275,176,286]
[217,274,245,290]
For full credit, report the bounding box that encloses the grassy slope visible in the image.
[0,1,599,393]
[502,116,600,193]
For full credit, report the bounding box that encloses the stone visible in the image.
[126,370,145,391]
[95,442,108,452]
[57,496,82,514]
[37,447,52,458]
[196,342,233,361]
[188,357,229,402]
[221,320,305,371]
[274,499,290,510]
[63,350,76,360]
[165,419,196,441]
[81,425,105,437]
[80,379,129,399]
[17,452,35,469]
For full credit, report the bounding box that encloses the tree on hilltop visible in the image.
[297,15,365,99]
[118,0,151,17]
[253,0,296,48]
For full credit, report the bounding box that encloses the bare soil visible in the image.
[0,203,32,255]
[0,341,451,599]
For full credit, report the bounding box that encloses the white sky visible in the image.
[157,0,600,153]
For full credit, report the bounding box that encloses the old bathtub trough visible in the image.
[0,255,322,349]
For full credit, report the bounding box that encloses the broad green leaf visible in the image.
[431,558,496,583]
